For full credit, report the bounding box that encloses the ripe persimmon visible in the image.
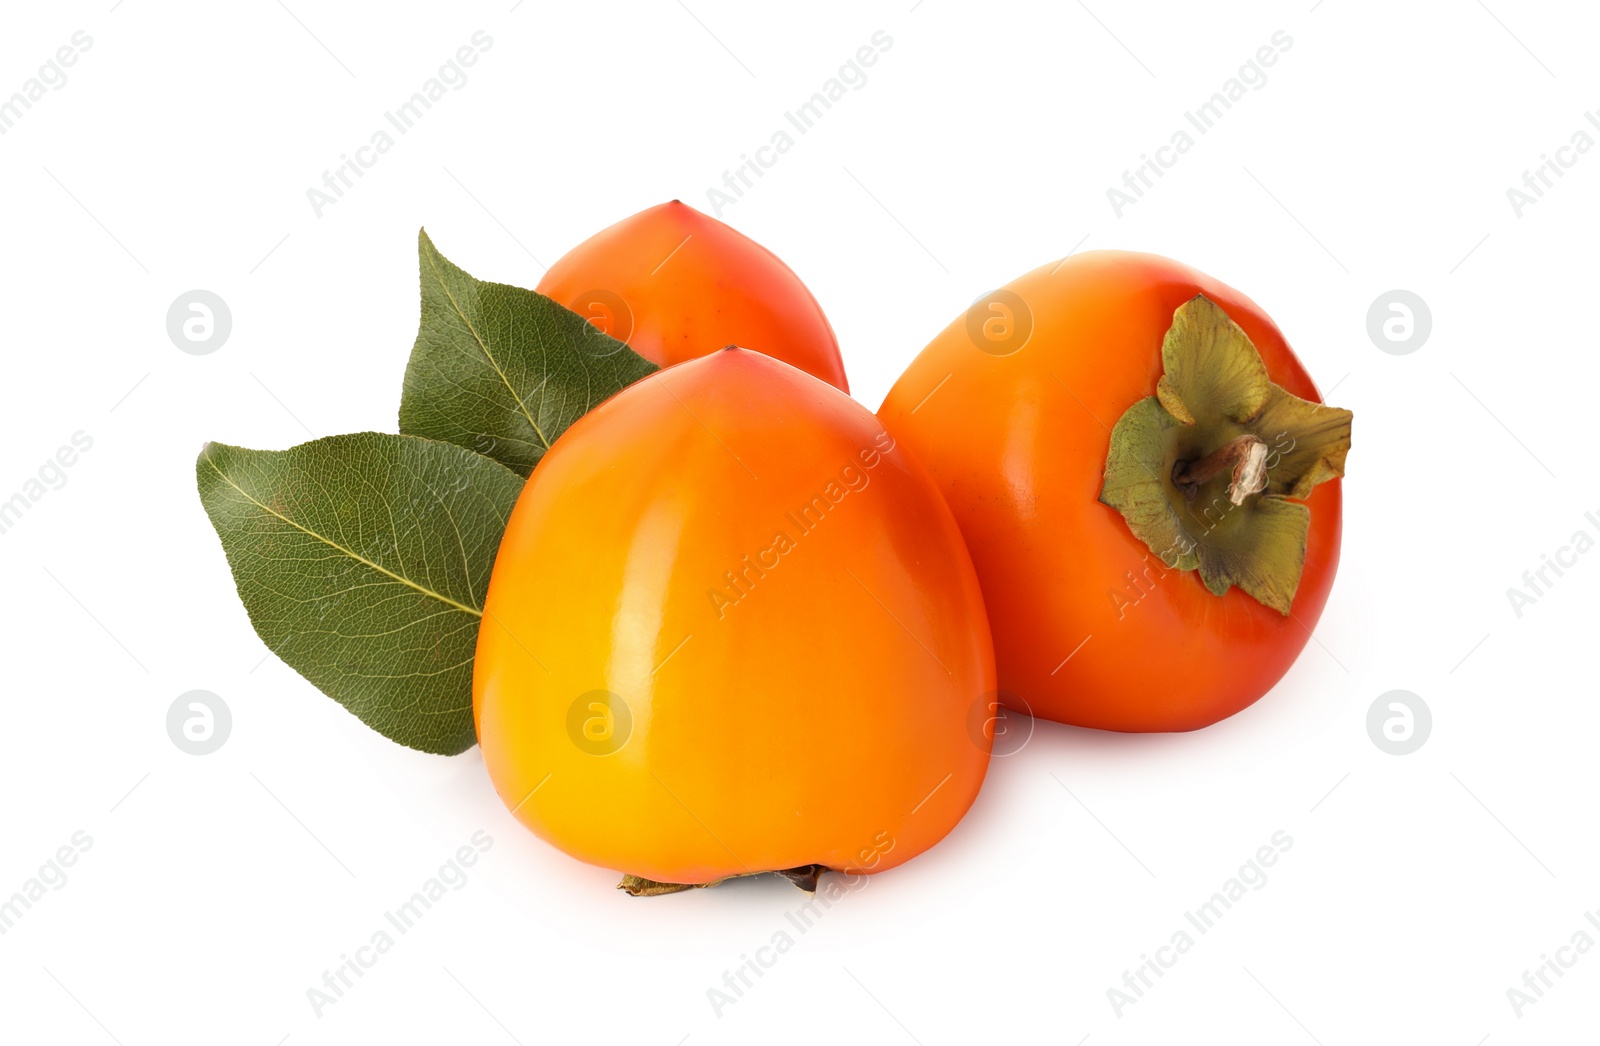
[878,252,1352,732]
[474,348,991,890]
[536,201,849,391]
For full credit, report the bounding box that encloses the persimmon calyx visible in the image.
[618,865,827,897]
[1098,294,1353,615]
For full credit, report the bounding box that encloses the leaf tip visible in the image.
[196,440,226,470]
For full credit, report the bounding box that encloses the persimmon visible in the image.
[536,201,850,391]
[474,347,991,890]
[878,252,1352,732]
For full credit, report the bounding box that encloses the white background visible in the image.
[1,0,1595,1042]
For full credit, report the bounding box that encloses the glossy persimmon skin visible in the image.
[474,348,991,884]
[878,251,1342,732]
[537,201,849,392]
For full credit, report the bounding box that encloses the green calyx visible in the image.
[1098,295,1353,615]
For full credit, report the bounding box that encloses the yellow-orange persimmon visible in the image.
[879,252,1352,733]
[474,348,991,888]
[537,201,850,391]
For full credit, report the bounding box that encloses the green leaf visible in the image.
[399,229,659,477]
[196,432,525,754]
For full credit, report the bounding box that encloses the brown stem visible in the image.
[1172,434,1269,505]
[618,865,827,896]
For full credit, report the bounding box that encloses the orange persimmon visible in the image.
[537,201,849,391]
[878,251,1352,733]
[474,348,991,889]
